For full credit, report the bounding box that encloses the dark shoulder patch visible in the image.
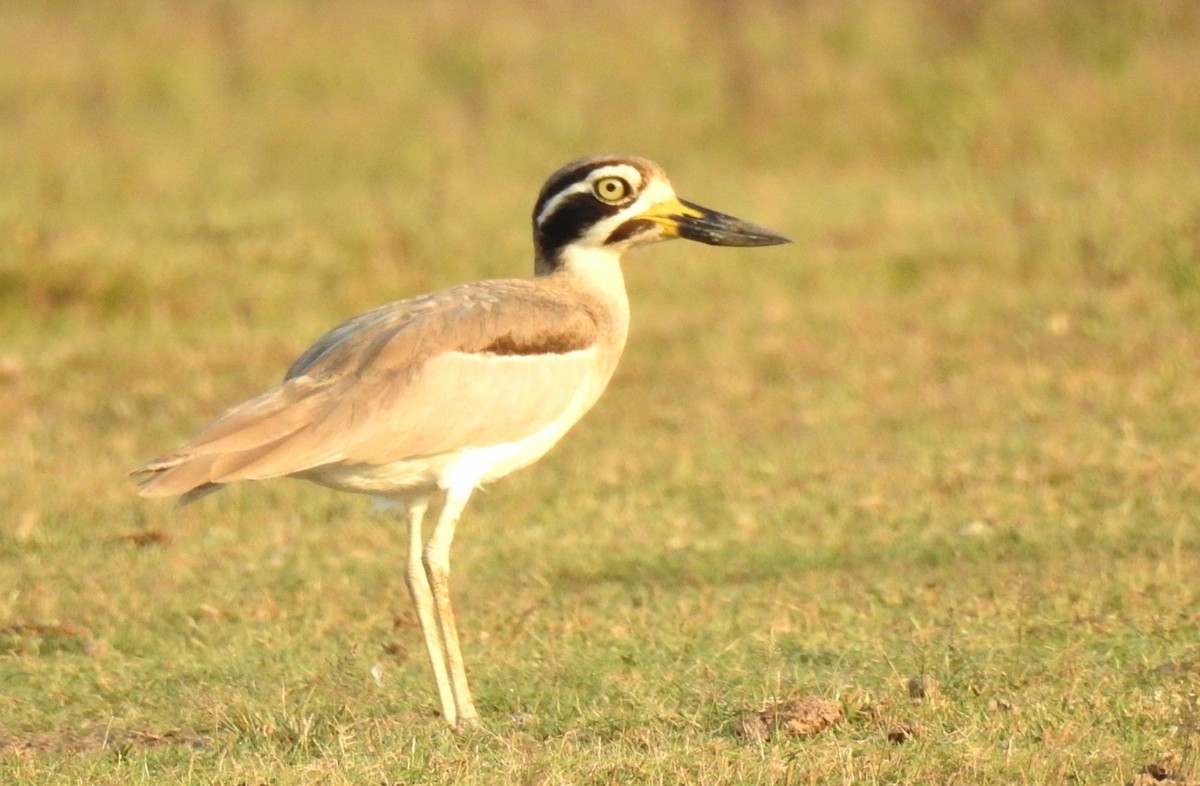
[482,331,593,356]
[475,294,601,356]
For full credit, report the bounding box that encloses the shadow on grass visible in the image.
[545,530,1042,591]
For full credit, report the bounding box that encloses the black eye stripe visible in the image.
[535,192,623,259]
[534,164,611,219]
[531,156,658,273]
[533,158,646,222]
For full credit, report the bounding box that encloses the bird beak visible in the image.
[639,197,791,247]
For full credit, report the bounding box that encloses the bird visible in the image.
[133,155,790,730]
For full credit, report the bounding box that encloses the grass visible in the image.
[2,0,1200,783]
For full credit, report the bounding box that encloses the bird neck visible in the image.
[538,244,631,348]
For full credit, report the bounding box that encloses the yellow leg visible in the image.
[402,496,457,727]
[423,486,479,729]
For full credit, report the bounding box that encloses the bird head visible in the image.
[532,155,790,274]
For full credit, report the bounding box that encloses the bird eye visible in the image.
[593,176,632,204]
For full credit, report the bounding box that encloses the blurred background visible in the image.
[4,0,1198,499]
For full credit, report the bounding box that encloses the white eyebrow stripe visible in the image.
[588,164,644,187]
[534,164,647,227]
[535,181,593,227]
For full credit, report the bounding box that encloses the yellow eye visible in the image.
[593,176,632,203]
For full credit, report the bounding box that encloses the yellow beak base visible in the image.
[639,198,790,247]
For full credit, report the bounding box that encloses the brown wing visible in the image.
[134,279,605,500]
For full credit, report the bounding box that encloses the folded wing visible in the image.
[134,280,605,501]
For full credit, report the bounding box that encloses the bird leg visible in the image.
[402,496,457,727]
[423,486,479,729]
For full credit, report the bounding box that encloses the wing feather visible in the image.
[134,279,607,500]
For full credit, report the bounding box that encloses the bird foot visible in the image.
[452,714,482,734]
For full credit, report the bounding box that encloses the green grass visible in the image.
[3,1,1200,783]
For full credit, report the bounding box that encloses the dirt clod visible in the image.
[1126,762,1199,785]
[906,675,939,700]
[737,695,843,741]
[887,723,919,744]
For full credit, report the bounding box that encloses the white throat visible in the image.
[555,243,626,293]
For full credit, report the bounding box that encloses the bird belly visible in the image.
[440,416,575,488]
[299,361,612,499]
[299,418,572,498]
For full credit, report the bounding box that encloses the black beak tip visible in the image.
[757,231,792,247]
[679,221,792,248]
[674,200,790,248]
